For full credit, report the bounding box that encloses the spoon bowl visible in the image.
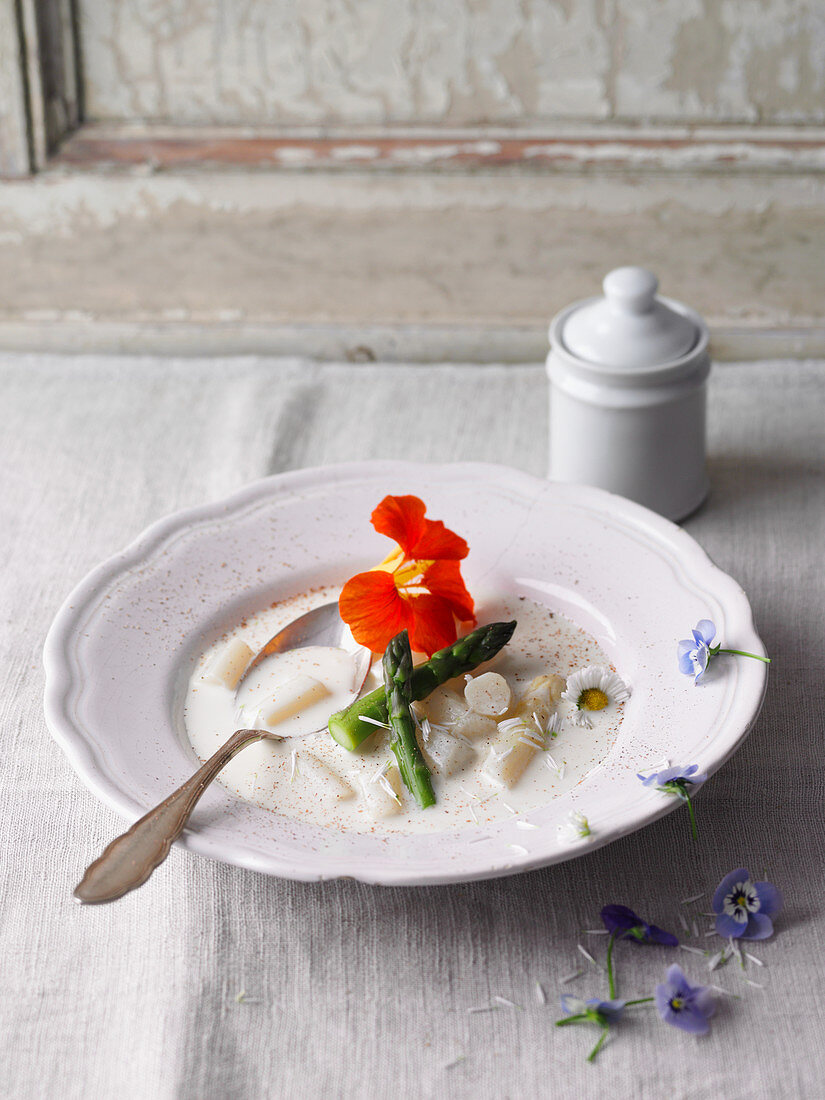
[74,602,370,904]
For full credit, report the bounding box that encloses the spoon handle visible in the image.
[74,728,265,904]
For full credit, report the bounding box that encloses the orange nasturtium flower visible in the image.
[338,495,476,657]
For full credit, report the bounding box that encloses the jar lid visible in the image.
[560,266,698,368]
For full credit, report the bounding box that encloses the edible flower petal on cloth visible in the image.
[678,618,771,683]
[600,905,678,998]
[561,665,630,728]
[556,996,628,1062]
[712,868,783,941]
[655,964,715,1035]
[339,495,476,657]
[600,905,679,947]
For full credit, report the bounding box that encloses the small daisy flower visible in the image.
[558,809,591,844]
[712,868,783,941]
[562,666,630,727]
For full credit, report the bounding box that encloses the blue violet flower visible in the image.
[556,996,627,1062]
[678,618,770,684]
[600,905,678,997]
[638,765,707,840]
[712,868,783,941]
[655,964,715,1035]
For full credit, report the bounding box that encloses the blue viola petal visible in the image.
[742,912,774,940]
[754,881,783,918]
[715,911,747,938]
[588,998,626,1024]
[712,868,749,912]
[647,923,679,947]
[695,619,716,645]
[600,904,641,934]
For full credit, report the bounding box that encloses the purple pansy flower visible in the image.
[655,964,715,1035]
[712,868,783,941]
[678,619,716,682]
[678,619,771,684]
[557,996,628,1061]
[561,995,627,1025]
[639,764,707,790]
[601,904,679,947]
[638,765,706,840]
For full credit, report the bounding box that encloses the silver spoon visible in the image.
[74,602,372,904]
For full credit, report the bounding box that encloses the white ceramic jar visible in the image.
[546,266,710,522]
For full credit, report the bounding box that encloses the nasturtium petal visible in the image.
[410,519,469,562]
[370,495,427,557]
[338,570,407,653]
[403,592,461,656]
[421,558,476,623]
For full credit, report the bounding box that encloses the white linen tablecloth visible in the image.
[1,353,823,1100]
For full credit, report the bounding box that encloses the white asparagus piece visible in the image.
[464,672,512,717]
[412,685,467,728]
[358,765,404,818]
[420,723,476,777]
[246,674,329,727]
[296,751,355,802]
[480,676,559,789]
[451,710,499,741]
[203,638,254,690]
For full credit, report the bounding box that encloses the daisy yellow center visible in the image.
[578,688,609,712]
[670,996,684,1011]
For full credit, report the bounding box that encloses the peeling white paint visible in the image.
[77,0,825,127]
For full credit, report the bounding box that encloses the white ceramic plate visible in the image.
[44,461,767,885]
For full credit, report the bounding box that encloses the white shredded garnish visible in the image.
[517,735,543,750]
[371,760,390,783]
[468,804,479,825]
[637,758,670,776]
[419,717,432,743]
[558,972,585,990]
[728,937,743,965]
[709,984,739,997]
[545,751,561,773]
[502,802,517,815]
[744,979,764,989]
[535,982,546,1005]
[745,953,764,967]
[677,912,689,933]
[680,945,706,956]
[469,835,492,844]
[378,775,401,805]
[560,970,583,984]
[289,750,297,783]
[508,844,528,856]
[577,944,599,968]
[692,920,700,939]
[359,715,391,729]
[680,892,705,905]
[707,951,724,971]
[493,996,522,1009]
[584,929,609,936]
[704,930,718,938]
[515,821,539,831]
[459,785,480,801]
[444,1055,466,1070]
[235,990,247,1003]
[467,1005,499,1014]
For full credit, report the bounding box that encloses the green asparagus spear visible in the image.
[328,619,517,751]
[383,630,436,810]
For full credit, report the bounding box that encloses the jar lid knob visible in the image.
[557,265,699,369]
[603,266,659,314]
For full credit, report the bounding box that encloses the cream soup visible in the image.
[183,587,626,834]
